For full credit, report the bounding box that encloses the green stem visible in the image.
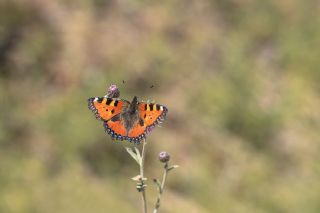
[153,163,168,213]
[140,139,148,213]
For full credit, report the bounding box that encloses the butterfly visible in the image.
[88,96,168,144]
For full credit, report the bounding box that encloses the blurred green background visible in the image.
[1,0,320,212]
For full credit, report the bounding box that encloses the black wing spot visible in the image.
[149,103,154,111]
[111,109,115,114]
[144,114,146,118]
[106,98,112,105]
[139,118,144,126]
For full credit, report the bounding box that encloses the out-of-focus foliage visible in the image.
[1,0,320,212]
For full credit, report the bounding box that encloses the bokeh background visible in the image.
[1,0,320,212]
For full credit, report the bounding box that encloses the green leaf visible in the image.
[168,165,179,171]
[131,175,141,181]
[134,147,142,165]
[125,147,140,165]
[131,175,147,181]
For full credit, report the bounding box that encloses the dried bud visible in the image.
[159,151,170,163]
[106,84,120,98]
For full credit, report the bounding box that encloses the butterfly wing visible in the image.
[125,103,168,143]
[127,120,147,143]
[124,103,168,143]
[139,103,168,126]
[103,120,128,140]
[88,97,130,140]
[88,97,125,121]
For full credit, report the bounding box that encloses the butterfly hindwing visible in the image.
[104,120,127,140]
[88,97,125,121]
[127,118,147,141]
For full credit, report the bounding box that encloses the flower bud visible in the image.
[159,151,170,163]
[106,84,120,98]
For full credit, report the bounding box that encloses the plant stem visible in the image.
[140,139,148,213]
[153,162,168,213]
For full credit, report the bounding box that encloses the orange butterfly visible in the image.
[88,96,168,144]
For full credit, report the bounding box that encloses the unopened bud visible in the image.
[159,151,170,163]
[106,84,120,98]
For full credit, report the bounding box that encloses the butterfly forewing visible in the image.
[138,103,168,126]
[88,97,124,121]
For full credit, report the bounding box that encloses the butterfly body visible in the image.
[116,96,141,133]
[88,96,167,144]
